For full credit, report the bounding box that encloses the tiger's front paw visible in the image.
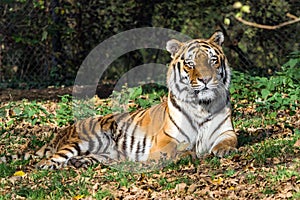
[67,157,91,169]
[211,145,237,158]
[36,159,60,170]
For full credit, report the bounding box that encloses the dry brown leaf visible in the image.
[294,139,300,148]
[175,183,187,193]
[187,183,197,193]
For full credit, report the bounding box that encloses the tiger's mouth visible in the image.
[194,90,201,95]
[193,87,209,95]
[192,88,215,101]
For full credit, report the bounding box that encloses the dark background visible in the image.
[0,0,299,90]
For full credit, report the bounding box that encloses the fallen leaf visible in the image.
[228,186,235,190]
[294,139,300,148]
[187,183,197,193]
[212,177,223,185]
[175,183,187,193]
[13,170,26,177]
[72,195,84,200]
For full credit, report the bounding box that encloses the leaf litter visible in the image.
[0,97,299,199]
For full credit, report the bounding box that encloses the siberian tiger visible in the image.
[5,31,237,169]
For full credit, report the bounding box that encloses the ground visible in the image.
[0,84,114,102]
[0,86,299,199]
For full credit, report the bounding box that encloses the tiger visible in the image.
[3,31,237,169]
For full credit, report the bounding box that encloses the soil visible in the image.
[0,84,115,102]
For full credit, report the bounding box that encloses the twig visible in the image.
[286,13,298,20]
[235,15,300,30]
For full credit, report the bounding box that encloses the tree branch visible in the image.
[235,14,300,30]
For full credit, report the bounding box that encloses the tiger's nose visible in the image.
[198,77,212,84]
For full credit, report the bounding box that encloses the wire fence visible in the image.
[0,0,299,89]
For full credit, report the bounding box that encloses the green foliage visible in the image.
[0,100,54,127]
[0,163,16,178]
[249,130,300,165]
[110,84,167,113]
[231,54,300,114]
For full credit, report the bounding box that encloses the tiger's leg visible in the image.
[210,130,237,157]
[67,153,120,168]
[36,137,124,169]
[36,142,81,170]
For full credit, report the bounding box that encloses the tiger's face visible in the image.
[166,31,230,104]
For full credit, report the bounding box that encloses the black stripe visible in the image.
[95,132,104,153]
[169,92,182,111]
[109,120,117,132]
[100,114,115,124]
[208,114,231,140]
[187,41,200,48]
[50,159,59,164]
[88,137,95,151]
[130,130,135,152]
[80,122,92,142]
[56,152,69,159]
[172,61,190,94]
[183,67,188,73]
[128,109,148,154]
[88,117,94,129]
[169,93,198,137]
[61,148,75,154]
[220,59,227,84]
[187,46,197,53]
[42,148,51,156]
[142,137,147,154]
[214,49,221,55]
[135,142,141,161]
[163,130,180,143]
[73,143,81,154]
[198,116,212,127]
[168,111,190,143]
[200,44,211,49]
[177,61,181,75]
[91,118,99,138]
[114,113,131,140]
[102,132,111,153]
[226,93,230,105]
[88,156,99,163]
[119,111,141,155]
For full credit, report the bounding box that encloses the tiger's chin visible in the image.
[193,89,216,104]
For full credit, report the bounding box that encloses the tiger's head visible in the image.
[166,31,231,104]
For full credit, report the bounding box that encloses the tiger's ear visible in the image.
[166,39,182,57]
[209,31,224,46]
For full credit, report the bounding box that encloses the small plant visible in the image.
[231,54,299,116]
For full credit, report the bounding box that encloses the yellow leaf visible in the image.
[72,195,84,200]
[228,186,235,190]
[212,177,223,185]
[13,170,26,177]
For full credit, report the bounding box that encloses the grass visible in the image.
[0,57,299,199]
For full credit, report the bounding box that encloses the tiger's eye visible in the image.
[186,61,195,67]
[211,57,218,64]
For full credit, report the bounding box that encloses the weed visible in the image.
[205,157,221,168]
